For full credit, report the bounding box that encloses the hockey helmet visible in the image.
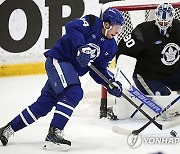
[102,8,124,26]
[155,3,175,35]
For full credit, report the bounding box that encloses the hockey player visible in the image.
[117,3,180,96]
[0,8,124,150]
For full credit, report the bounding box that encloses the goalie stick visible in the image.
[117,68,162,117]
[112,95,180,135]
[88,63,162,129]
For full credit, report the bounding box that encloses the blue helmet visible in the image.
[102,8,124,26]
[155,3,175,35]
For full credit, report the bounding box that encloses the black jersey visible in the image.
[117,19,180,80]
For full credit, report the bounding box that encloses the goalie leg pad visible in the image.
[114,91,180,120]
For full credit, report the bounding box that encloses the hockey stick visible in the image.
[88,63,162,129]
[118,69,162,116]
[132,95,180,134]
[112,95,180,135]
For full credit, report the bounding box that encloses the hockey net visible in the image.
[76,0,180,118]
[102,0,180,44]
[99,0,180,118]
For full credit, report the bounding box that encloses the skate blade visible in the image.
[43,141,70,151]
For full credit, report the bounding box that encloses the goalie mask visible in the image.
[102,8,124,37]
[155,3,175,35]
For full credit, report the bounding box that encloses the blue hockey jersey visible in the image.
[44,15,118,85]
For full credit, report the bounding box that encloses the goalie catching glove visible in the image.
[105,79,122,97]
[76,44,93,67]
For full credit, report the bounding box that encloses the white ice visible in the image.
[0,74,180,154]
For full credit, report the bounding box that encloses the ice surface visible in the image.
[0,74,180,154]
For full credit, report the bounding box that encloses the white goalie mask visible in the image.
[155,3,175,35]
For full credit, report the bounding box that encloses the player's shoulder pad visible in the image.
[135,20,155,30]
[133,20,156,41]
[86,14,96,26]
[171,19,180,33]
[173,19,180,23]
[172,19,180,25]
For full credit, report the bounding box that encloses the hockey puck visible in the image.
[170,130,177,137]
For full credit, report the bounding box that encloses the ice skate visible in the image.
[43,126,71,151]
[0,122,14,146]
[107,107,118,120]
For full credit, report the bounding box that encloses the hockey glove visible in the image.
[106,80,122,97]
[76,44,92,67]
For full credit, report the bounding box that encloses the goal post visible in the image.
[100,0,180,118]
